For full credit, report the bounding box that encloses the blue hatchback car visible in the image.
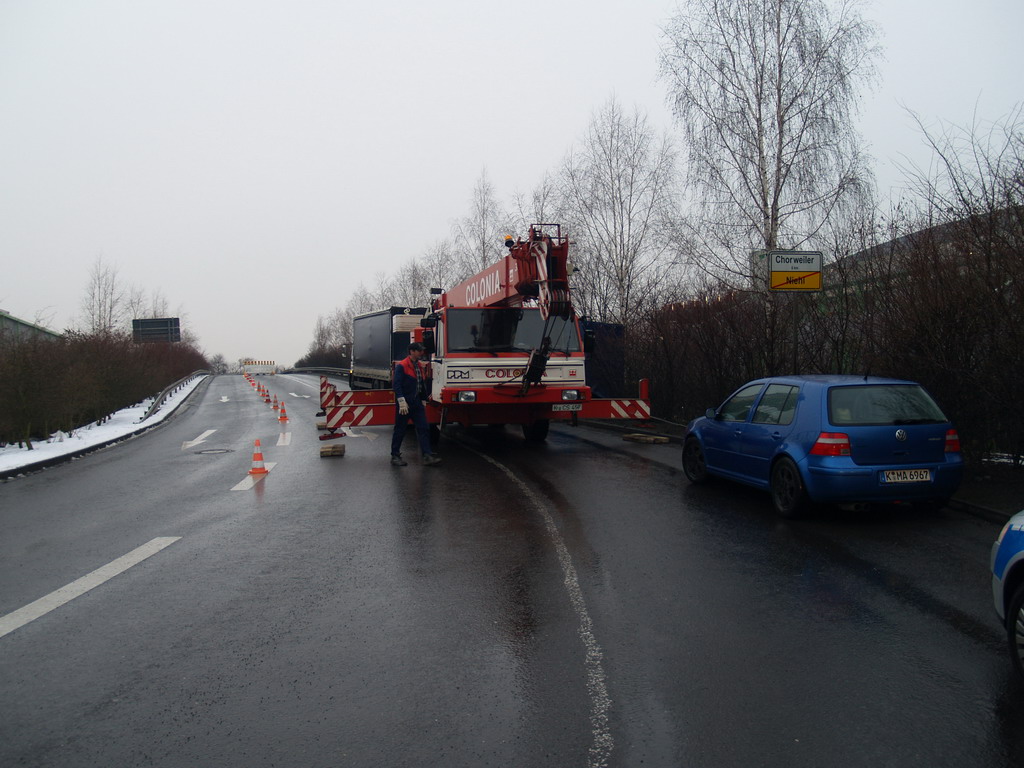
[991,510,1024,679]
[681,375,964,517]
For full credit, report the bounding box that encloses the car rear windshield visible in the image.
[828,385,948,426]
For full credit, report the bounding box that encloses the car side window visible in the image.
[753,384,800,425]
[718,384,764,422]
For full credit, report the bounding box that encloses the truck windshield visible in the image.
[445,308,581,353]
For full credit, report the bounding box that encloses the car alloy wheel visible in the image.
[682,437,709,484]
[770,456,808,518]
[1008,584,1024,679]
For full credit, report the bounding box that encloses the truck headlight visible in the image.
[561,390,580,401]
[457,391,477,402]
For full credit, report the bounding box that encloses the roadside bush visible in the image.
[0,331,208,447]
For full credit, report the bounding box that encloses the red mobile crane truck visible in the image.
[320,224,650,441]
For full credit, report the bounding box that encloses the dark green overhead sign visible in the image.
[132,317,181,343]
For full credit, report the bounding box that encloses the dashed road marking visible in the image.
[231,463,277,491]
[0,537,181,640]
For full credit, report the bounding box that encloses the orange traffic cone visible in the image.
[263,388,271,403]
[278,403,288,422]
[272,395,279,411]
[248,439,269,475]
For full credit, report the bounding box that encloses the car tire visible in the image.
[1007,583,1024,680]
[770,456,808,518]
[682,437,709,484]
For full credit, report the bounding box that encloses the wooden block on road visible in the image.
[623,433,670,444]
[320,444,346,458]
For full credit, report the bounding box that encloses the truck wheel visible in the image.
[522,419,550,443]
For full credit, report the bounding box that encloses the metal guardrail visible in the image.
[141,370,211,422]
[285,367,349,376]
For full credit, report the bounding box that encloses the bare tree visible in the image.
[208,353,228,374]
[124,285,147,324]
[79,256,127,334]
[419,239,465,294]
[509,172,563,235]
[660,0,879,278]
[452,169,509,273]
[559,98,680,323]
[888,106,1024,459]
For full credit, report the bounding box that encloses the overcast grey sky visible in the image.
[1,0,1020,367]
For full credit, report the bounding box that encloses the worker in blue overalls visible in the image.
[390,341,441,467]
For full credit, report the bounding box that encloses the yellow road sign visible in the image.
[768,250,823,291]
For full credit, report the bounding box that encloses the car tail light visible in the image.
[810,432,851,456]
[945,429,961,453]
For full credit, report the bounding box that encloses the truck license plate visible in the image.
[882,469,931,483]
[552,403,583,412]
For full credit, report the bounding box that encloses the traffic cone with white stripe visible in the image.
[272,395,279,411]
[278,403,288,422]
[248,439,269,475]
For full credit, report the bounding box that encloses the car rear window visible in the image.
[828,385,948,426]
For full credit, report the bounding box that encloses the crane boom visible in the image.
[436,224,572,320]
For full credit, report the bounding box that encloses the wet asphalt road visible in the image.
[1,373,1022,767]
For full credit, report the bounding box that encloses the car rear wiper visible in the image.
[893,418,944,425]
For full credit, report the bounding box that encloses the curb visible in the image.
[947,498,1015,524]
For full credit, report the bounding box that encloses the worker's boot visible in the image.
[422,454,442,466]
[390,454,407,466]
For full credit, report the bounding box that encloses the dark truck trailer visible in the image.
[580,320,626,398]
[349,307,427,390]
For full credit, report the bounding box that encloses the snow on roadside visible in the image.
[0,375,208,475]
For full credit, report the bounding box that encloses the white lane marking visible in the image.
[344,427,378,441]
[282,376,318,391]
[219,396,230,402]
[181,429,217,450]
[276,432,291,446]
[288,392,311,398]
[468,448,613,767]
[0,537,181,640]
[230,462,277,491]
